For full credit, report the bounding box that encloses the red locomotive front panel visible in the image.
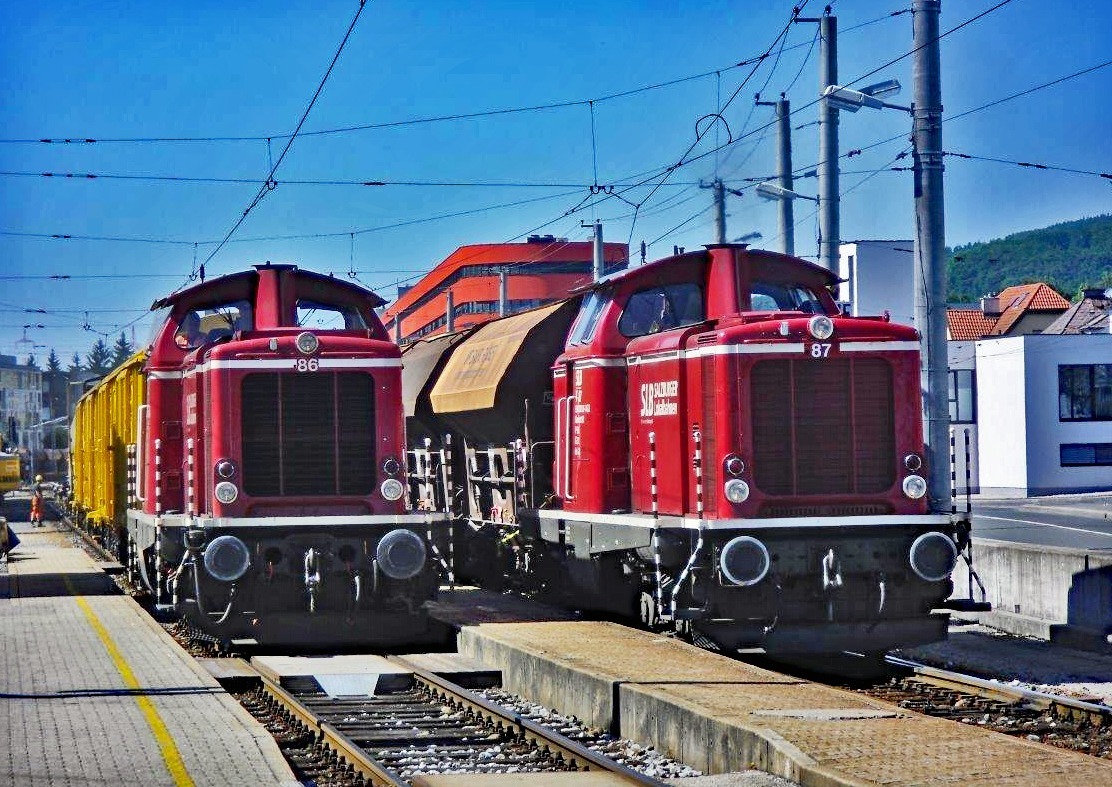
[126,264,446,647]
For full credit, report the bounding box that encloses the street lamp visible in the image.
[756,182,819,203]
[822,80,911,114]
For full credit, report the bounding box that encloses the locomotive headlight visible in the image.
[723,455,746,477]
[214,481,239,504]
[376,529,426,580]
[904,453,923,471]
[723,478,750,504]
[295,331,319,355]
[381,457,402,477]
[203,535,251,582]
[908,531,958,582]
[719,535,770,586]
[902,474,928,500]
[808,315,835,340]
[380,478,405,501]
[215,459,236,479]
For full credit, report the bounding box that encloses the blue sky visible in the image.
[1,0,1109,364]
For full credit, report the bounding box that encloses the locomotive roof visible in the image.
[150,263,386,310]
[576,244,841,293]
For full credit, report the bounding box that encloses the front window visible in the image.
[175,301,253,349]
[948,369,976,424]
[568,291,609,345]
[749,281,826,314]
[1059,364,1112,421]
[618,283,704,338]
[1061,443,1112,467]
[296,299,368,331]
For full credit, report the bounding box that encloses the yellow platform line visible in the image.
[69,584,195,787]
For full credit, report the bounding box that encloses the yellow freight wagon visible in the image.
[0,452,20,497]
[70,351,147,548]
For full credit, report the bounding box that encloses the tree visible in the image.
[110,332,135,369]
[85,339,112,376]
[25,353,38,369]
[68,353,83,374]
[46,349,63,374]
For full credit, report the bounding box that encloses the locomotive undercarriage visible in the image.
[124,511,445,646]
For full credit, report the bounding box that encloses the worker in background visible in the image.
[30,474,45,527]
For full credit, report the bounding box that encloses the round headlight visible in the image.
[215,460,236,479]
[376,529,427,580]
[904,453,923,472]
[909,531,958,582]
[382,457,402,477]
[380,478,405,501]
[808,315,834,341]
[203,535,251,582]
[724,478,750,504]
[719,535,770,586]
[902,474,927,500]
[724,455,746,477]
[295,331,319,355]
[214,481,239,504]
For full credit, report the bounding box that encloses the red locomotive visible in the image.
[405,244,967,653]
[72,264,447,646]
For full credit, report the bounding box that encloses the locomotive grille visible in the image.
[750,357,894,497]
[241,372,376,497]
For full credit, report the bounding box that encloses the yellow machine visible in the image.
[0,452,20,497]
[70,351,147,544]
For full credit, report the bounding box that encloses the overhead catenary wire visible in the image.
[195,0,370,277]
[0,8,912,147]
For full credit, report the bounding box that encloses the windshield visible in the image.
[749,281,826,314]
[296,299,368,330]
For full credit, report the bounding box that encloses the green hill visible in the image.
[947,214,1112,303]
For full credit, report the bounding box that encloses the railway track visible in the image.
[872,655,1112,758]
[237,659,671,786]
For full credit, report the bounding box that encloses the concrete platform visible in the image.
[458,620,1112,787]
[251,653,413,695]
[390,651,502,688]
[0,520,298,787]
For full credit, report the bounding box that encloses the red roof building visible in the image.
[946,282,1070,340]
[382,236,628,343]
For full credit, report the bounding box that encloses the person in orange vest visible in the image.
[30,474,45,527]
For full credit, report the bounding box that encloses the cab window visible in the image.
[296,299,368,330]
[174,301,253,349]
[567,292,610,345]
[618,282,704,338]
[749,281,826,314]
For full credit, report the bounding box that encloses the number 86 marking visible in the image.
[810,343,831,358]
[295,358,319,372]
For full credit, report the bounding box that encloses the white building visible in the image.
[837,240,915,326]
[976,334,1112,496]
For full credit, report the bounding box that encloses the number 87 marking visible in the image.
[809,343,832,358]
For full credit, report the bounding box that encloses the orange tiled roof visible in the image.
[947,309,996,340]
[988,283,1070,335]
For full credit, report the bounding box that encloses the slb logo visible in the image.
[639,380,679,417]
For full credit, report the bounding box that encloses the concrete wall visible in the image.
[975,337,1029,495]
[952,537,1112,645]
[837,241,914,328]
[948,340,979,494]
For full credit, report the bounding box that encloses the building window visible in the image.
[1059,364,1112,421]
[1061,443,1112,467]
[948,369,976,424]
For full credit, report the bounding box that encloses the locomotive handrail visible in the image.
[133,404,149,502]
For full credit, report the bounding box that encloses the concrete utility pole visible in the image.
[698,179,728,244]
[757,95,795,255]
[445,290,455,334]
[498,268,508,317]
[583,220,605,281]
[798,10,839,272]
[911,0,950,511]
